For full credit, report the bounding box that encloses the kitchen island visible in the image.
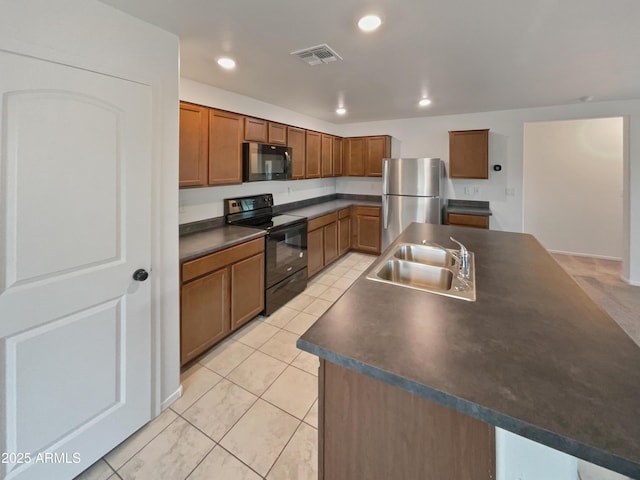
[297,223,640,479]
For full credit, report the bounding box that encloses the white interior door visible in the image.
[0,50,152,479]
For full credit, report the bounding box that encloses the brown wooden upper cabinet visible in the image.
[306,130,322,179]
[244,116,268,142]
[268,122,287,145]
[449,129,489,179]
[209,109,244,185]
[287,126,306,180]
[365,135,391,177]
[321,134,334,178]
[333,137,343,176]
[345,136,390,177]
[345,137,366,176]
[179,102,209,187]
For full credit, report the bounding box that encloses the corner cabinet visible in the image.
[180,238,264,365]
[333,137,344,176]
[345,136,391,177]
[344,137,365,176]
[449,129,489,179]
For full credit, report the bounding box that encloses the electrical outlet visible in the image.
[473,186,480,195]
[505,187,515,196]
[464,186,471,195]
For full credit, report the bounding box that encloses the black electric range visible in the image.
[225,194,307,315]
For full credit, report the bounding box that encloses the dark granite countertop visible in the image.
[284,199,381,220]
[179,197,380,262]
[445,199,492,216]
[179,225,266,262]
[297,223,640,478]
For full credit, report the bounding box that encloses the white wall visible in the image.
[339,100,640,284]
[523,117,623,259]
[335,177,383,196]
[180,178,335,223]
[0,0,181,413]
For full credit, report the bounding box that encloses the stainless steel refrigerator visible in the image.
[382,157,444,250]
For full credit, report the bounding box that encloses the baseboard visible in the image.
[620,273,640,287]
[161,385,183,411]
[547,249,622,261]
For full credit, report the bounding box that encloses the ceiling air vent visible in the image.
[290,44,343,66]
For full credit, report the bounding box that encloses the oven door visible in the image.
[266,221,307,288]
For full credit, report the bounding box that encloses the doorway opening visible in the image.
[523,117,624,260]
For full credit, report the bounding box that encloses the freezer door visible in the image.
[382,195,442,250]
[383,158,442,196]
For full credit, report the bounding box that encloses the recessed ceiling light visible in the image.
[419,98,432,107]
[217,57,236,70]
[336,107,347,115]
[358,15,382,32]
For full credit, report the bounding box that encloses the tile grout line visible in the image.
[112,414,183,477]
[181,443,216,480]
[171,395,266,479]
[262,420,305,479]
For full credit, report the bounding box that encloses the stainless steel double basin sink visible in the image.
[366,242,476,301]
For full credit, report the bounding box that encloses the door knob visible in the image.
[133,269,149,281]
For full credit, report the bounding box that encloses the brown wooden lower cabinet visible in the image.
[180,268,229,364]
[307,228,324,277]
[323,222,338,265]
[338,208,351,256]
[352,206,381,254]
[319,360,496,480]
[308,206,380,278]
[448,213,490,229]
[308,212,340,277]
[230,252,265,330]
[180,238,264,365]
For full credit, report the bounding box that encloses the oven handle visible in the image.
[268,219,307,236]
[284,150,291,177]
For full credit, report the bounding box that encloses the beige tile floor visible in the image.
[75,251,376,480]
[75,251,639,480]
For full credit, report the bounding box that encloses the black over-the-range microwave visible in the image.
[242,142,293,182]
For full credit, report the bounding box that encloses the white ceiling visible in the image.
[100,0,640,123]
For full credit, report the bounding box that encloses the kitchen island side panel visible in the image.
[320,359,495,480]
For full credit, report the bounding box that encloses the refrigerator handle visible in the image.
[382,158,389,194]
[382,194,389,229]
